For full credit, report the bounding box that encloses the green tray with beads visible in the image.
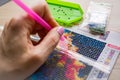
[46,0,84,27]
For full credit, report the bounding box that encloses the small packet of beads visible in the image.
[81,1,112,34]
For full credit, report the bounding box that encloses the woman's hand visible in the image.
[0,0,64,80]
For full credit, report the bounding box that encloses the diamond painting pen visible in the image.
[13,0,65,40]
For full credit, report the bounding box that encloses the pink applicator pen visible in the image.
[13,0,65,40]
[13,0,74,60]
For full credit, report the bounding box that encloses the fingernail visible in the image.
[57,27,64,36]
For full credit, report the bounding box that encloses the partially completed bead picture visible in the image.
[27,29,119,80]
[58,29,106,60]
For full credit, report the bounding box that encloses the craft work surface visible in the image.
[0,0,120,80]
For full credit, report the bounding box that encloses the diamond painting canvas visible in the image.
[27,29,119,80]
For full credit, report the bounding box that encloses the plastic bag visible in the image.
[80,1,112,34]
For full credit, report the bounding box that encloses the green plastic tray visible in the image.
[46,0,84,27]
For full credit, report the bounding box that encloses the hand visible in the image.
[0,0,64,80]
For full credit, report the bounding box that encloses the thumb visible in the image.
[34,27,64,60]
